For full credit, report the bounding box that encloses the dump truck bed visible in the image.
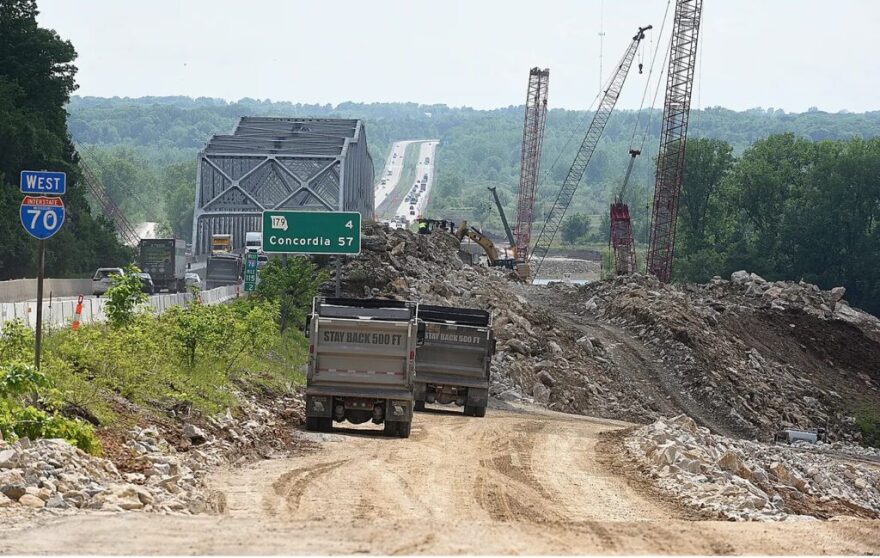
[414,304,493,415]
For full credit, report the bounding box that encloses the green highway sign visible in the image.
[262,210,361,255]
[243,251,259,292]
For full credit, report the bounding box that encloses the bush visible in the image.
[0,360,102,454]
[254,257,327,332]
[105,264,148,327]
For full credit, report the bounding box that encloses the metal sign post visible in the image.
[20,171,67,369]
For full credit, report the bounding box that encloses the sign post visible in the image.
[20,171,66,369]
[243,252,259,292]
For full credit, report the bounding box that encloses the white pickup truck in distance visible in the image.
[414,304,495,417]
[305,297,424,438]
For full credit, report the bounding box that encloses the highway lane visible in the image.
[374,140,417,211]
[392,141,439,226]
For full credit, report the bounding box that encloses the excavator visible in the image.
[453,220,528,277]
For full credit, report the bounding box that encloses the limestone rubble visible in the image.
[626,415,880,520]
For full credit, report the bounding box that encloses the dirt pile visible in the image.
[626,415,880,520]
[334,224,655,421]
[553,272,880,442]
[0,393,304,524]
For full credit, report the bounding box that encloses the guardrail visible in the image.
[0,285,240,331]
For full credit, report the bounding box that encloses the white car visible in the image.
[184,272,202,290]
[92,267,124,296]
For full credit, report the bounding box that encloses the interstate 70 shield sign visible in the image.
[20,196,65,240]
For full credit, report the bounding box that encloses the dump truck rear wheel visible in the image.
[396,421,412,438]
[305,416,320,431]
[473,406,486,417]
[384,421,396,437]
[414,400,426,412]
[318,417,333,432]
[463,405,475,416]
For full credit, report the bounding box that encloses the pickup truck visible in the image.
[305,297,423,437]
[414,304,495,417]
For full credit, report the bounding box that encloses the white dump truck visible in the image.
[413,304,495,417]
[305,297,423,437]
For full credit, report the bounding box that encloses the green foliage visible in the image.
[0,319,33,362]
[672,134,880,316]
[0,359,102,454]
[254,257,327,333]
[104,265,148,327]
[0,1,130,280]
[561,213,592,244]
[856,406,880,448]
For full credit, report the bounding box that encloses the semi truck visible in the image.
[205,253,242,290]
[414,304,495,417]
[245,231,262,253]
[305,297,423,437]
[137,238,187,292]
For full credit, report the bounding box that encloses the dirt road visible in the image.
[1,407,878,554]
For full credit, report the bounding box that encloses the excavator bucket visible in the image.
[610,202,637,276]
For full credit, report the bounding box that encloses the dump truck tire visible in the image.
[396,421,412,438]
[384,421,397,437]
[318,418,333,432]
[414,400,426,412]
[306,416,320,431]
[473,406,487,418]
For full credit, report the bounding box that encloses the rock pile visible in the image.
[0,393,304,523]
[563,271,880,441]
[335,224,654,420]
[626,415,880,520]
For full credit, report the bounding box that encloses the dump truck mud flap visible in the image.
[466,388,489,407]
[384,398,413,423]
[413,382,427,401]
[305,395,333,418]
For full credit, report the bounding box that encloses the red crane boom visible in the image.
[513,67,549,262]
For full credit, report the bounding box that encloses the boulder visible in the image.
[576,336,594,355]
[731,270,751,284]
[18,493,45,508]
[830,286,846,302]
[1,483,26,501]
[537,370,556,388]
[0,449,17,469]
[182,424,208,445]
[0,493,14,508]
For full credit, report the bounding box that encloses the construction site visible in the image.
[1,0,879,555]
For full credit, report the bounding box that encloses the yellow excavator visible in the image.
[453,220,529,280]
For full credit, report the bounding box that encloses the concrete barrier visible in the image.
[0,278,93,303]
[0,285,240,331]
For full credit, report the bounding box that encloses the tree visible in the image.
[254,258,327,333]
[560,213,591,244]
[0,0,129,279]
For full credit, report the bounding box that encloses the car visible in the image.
[184,272,202,290]
[92,267,124,296]
[136,272,155,295]
[257,254,269,267]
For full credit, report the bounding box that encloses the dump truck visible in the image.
[305,297,423,437]
[205,253,242,289]
[137,238,187,292]
[414,304,495,417]
[211,233,233,255]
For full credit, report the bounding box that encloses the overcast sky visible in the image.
[36,0,879,113]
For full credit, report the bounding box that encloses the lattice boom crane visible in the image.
[530,25,651,279]
[646,0,703,282]
[513,67,549,264]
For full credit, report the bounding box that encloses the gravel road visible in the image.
[1,407,877,554]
